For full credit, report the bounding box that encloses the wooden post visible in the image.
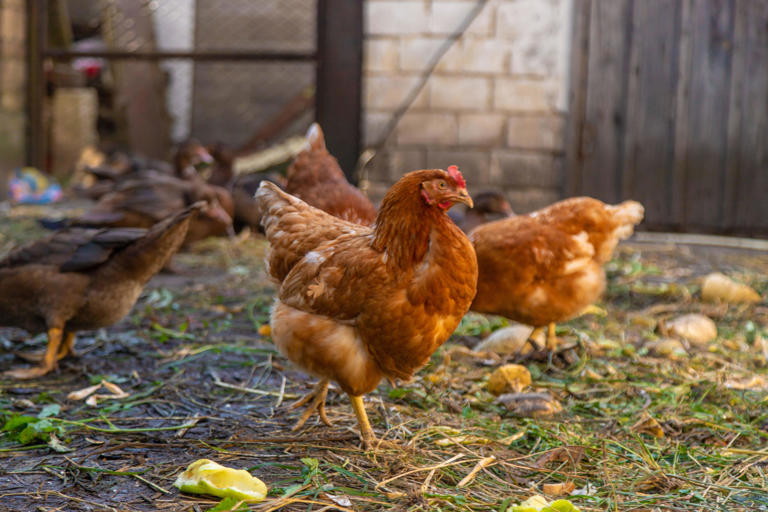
[315,0,363,183]
[26,0,47,170]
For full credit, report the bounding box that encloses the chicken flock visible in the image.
[0,123,644,448]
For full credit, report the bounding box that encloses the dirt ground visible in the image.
[1,203,767,512]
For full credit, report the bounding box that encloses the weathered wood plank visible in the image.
[578,0,633,203]
[680,0,735,231]
[671,0,693,228]
[621,0,681,229]
[725,0,768,233]
[563,0,592,198]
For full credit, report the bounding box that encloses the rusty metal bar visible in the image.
[26,0,47,170]
[42,49,316,61]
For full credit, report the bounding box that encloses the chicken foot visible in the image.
[349,394,377,449]
[15,332,77,363]
[545,323,559,351]
[4,327,64,379]
[289,379,332,430]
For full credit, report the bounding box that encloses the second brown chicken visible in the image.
[469,197,644,350]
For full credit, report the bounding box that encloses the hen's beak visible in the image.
[454,189,473,208]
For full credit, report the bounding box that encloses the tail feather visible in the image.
[255,181,367,283]
[610,200,645,240]
[105,203,202,281]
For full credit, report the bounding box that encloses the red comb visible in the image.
[446,165,466,188]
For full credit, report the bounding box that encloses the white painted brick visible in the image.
[510,40,558,76]
[400,37,445,71]
[365,1,430,36]
[455,39,509,74]
[458,113,506,146]
[430,76,490,110]
[364,75,427,110]
[364,39,400,72]
[397,112,457,145]
[429,1,494,36]
[496,0,561,40]
[498,0,563,76]
[506,115,564,151]
[494,78,558,112]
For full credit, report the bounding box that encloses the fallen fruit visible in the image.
[487,364,532,395]
[511,494,581,512]
[258,324,272,336]
[701,273,760,303]
[174,459,267,502]
[666,314,717,346]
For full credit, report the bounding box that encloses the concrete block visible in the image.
[365,75,427,110]
[429,1,494,36]
[496,0,561,40]
[505,187,561,214]
[506,115,564,151]
[458,113,505,146]
[492,150,561,187]
[397,112,457,145]
[389,148,427,179]
[494,78,558,112]
[426,148,490,184]
[366,1,430,35]
[400,37,448,71]
[429,76,490,110]
[364,111,393,146]
[459,39,508,73]
[365,39,400,72]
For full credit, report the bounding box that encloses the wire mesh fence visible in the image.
[34,0,318,176]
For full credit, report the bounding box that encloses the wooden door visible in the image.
[566,0,768,236]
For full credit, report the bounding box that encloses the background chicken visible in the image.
[470,197,644,350]
[449,190,514,234]
[0,204,201,379]
[256,167,477,447]
[285,123,377,225]
[66,174,234,247]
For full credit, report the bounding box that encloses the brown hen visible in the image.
[285,123,377,225]
[470,197,644,350]
[256,167,477,447]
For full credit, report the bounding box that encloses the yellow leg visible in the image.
[59,332,76,358]
[15,331,77,363]
[289,379,331,430]
[349,394,376,449]
[4,328,63,379]
[525,326,545,351]
[546,323,558,351]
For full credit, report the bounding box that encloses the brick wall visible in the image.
[0,0,26,198]
[362,0,572,212]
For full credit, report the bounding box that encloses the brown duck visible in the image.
[0,204,203,379]
[72,174,234,246]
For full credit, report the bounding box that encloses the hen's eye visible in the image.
[439,181,446,189]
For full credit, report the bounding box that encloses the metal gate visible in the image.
[565,0,768,237]
[26,0,362,179]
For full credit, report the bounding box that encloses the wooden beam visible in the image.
[315,0,363,183]
[26,0,47,170]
